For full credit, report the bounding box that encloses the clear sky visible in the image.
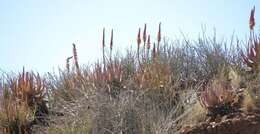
[0,0,259,73]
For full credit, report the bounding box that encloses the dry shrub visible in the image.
[134,61,173,89]
[89,88,184,134]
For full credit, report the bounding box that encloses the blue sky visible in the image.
[0,0,258,73]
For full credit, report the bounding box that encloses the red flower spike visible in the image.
[249,6,255,30]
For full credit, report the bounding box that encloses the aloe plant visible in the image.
[199,79,240,117]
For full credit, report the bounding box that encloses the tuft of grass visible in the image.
[241,89,256,112]
[180,100,207,128]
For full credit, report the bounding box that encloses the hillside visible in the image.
[1,7,260,134]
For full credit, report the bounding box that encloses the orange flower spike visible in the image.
[110,29,113,51]
[22,67,25,80]
[26,72,30,90]
[66,56,73,71]
[20,69,25,90]
[102,28,106,70]
[102,28,105,48]
[147,35,151,50]
[143,23,147,44]
[72,43,80,71]
[152,42,156,58]
[137,28,141,61]
[157,22,161,43]
[137,28,141,47]
[36,73,42,90]
[28,73,33,92]
[249,6,256,30]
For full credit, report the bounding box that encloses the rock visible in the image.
[178,112,260,134]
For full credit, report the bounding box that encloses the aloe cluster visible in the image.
[0,69,48,133]
[199,79,240,118]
